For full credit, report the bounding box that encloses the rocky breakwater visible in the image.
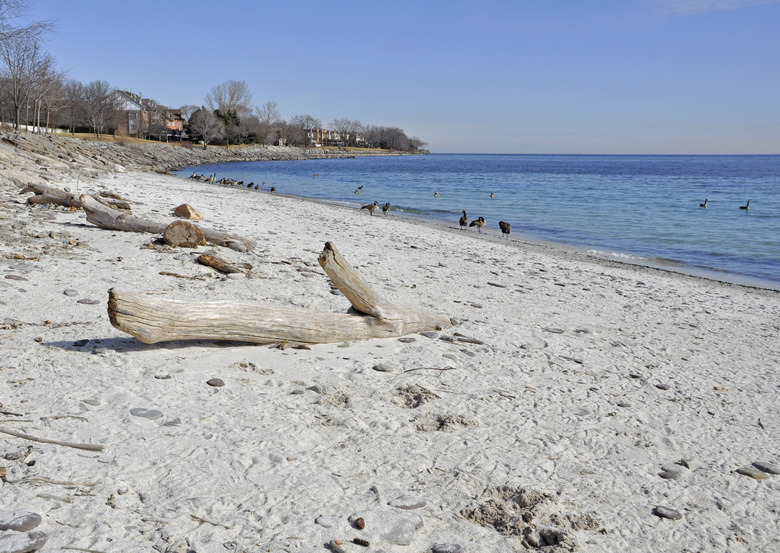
[0,130,413,190]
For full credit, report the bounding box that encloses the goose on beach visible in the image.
[700,199,707,207]
[459,210,469,230]
[499,221,511,237]
[361,201,379,216]
[740,199,750,210]
[469,216,486,232]
[382,202,390,215]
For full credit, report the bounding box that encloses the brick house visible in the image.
[112,90,184,140]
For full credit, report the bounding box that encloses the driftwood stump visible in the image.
[108,242,452,345]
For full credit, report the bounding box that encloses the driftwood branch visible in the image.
[21,183,130,210]
[196,254,252,274]
[0,427,104,452]
[21,183,83,208]
[79,194,255,252]
[108,242,452,345]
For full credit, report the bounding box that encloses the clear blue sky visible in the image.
[29,0,780,154]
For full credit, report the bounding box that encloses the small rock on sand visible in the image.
[0,531,48,553]
[0,512,41,532]
[129,408,163,420]
[752,461,780,475]
[389,495,427,510]
[736,466,769,479]
[653,506,682,520]
[431,544,463,553]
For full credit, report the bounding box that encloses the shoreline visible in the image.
[2,161,780,551]
[172,157,780,294]
[176,173,780,295]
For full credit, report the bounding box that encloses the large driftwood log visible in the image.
[79,194,255,252]
[109,242,452,345]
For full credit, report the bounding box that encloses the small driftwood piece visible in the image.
[79,194,255,252]
[0,427,104,452]
[108,242,452,345]
[196,254,252,274]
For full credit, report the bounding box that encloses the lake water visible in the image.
[174,154,780,289]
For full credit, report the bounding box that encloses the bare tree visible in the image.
[252,100,281,145]
[255,100,280,126]
[0,34,39,128]
[290,114,322,147]
[188,107,224,149]
[179,104,199,121]
[205,80,252,146]
[331,118,362,147]
[0,0,52,45]
[60,79,86,133]
[82,79,113,137]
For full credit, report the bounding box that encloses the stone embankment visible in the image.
[0,130,417,189]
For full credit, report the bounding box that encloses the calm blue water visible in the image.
[174,154,780,289]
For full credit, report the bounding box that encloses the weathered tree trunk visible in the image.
[79,194,255,252]
[108,242,452,345]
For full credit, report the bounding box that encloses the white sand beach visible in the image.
[2,169,779,553]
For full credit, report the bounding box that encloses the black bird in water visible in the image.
[361,201,379,216]
[459,210,469,230]
[270,186,276,192]
[434,191,440,197]
[382,202,390,215]
[700,199,708,207]
[740,199,750,210]
[499,221,511,237]
[469,216,486,232]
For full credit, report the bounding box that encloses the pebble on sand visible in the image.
[129,408,163,420]
[752,461,780,475]
[431,544,464,553]
[389,495,427,510]
[207,378,225,387]
[736,466,770,480]
[0,531,48,553]
[653,506,682,520]
[0,512,41,532]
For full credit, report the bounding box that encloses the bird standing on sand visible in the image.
[382,202,390,215]
[740,199,750,210]
[469,216,486,232]
[700,199,708,207]
[459,210,469,230]
[499,221,511,237]
[361,201,379,216]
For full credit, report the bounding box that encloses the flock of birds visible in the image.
[190,172,277,192]
[361,188,512,238]
[700,198,752,210]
